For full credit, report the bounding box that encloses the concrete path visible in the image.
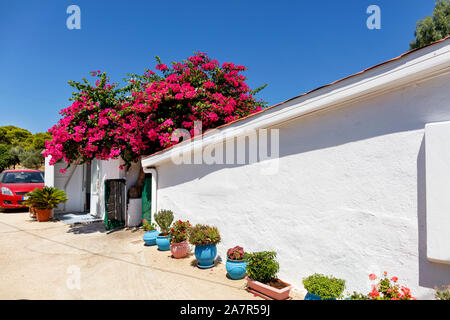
[0,211,302,300]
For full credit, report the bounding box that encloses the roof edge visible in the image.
[142,36,450,168]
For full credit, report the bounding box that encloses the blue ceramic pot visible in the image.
[156,234,171,251]
[194,244,217,269]
[143,230,158,246]
[304,292,337,300]
[225,259,247,280]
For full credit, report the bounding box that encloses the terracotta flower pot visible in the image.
[29,207,36,219]
[170,240,189,258]
[35,208,52,222]
[247,277,293,300]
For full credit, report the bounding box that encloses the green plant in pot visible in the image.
[142,219,158,246]
[154,209,174,251]
[188,224,221,269]
[435,285,450,300]
[346,272,416,300]
[226,246,248,280]
[246,251,293,300]
[168,220,191,258]
[302,273,346,300]
[142,219,157,232]
[23,186,68,222]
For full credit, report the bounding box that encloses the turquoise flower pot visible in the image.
[225,259,247,280]
[156,234,171,251]
[194,244,217,269]
[304,292,337,300]
[143,230,158,246]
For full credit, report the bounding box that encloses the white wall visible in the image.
[44,157,54,187]
[95,159,123,219]
[425,121,450,265]
[92,159,140,221]
[45,158,85,213]
[154,72,450,299]
[45,157,142,223]
[61,165,85,212]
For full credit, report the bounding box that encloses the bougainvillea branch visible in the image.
[44,52,267,170]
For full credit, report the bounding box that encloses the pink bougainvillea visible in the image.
[44,52,267,169]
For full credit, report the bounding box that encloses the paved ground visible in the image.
[0,210,304,300]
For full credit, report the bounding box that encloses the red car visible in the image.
[0,169,45,210]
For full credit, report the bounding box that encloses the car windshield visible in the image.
[1,172,44,184]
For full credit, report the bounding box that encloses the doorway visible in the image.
[104,179,126,230]
[142,174,152,222]
[84,163,91,212]
[89,159,100,217]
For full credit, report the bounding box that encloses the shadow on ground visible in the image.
[189,256,223,268]
[0,208,28,214]
[67,222,107,234]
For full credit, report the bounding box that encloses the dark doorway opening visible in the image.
[104,179,126,230]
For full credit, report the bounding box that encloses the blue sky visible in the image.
[0,0,438,133]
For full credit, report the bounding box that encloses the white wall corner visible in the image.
[425,121,450,264]
[44,156,54,187]
[142,166,158,218]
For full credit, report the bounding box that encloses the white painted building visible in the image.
[44,157,144,226]
[141,37,450,298]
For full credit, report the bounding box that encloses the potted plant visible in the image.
[154,209,174,251]
[435,285,450,300]
[24,189,40,219]
[225,246,248,280]
[246,251,292,300]
[29,206,36,219]
[142,219,159,246]
[169,220,191,258]
[188,224,221,269]
[347,271,416,300]
[302,273,346,300]
[23,187,68,222]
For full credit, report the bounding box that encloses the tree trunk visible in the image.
[128,160,146,199]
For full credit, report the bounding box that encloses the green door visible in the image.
[142,174,152,222]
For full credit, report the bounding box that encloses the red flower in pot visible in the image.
[169,220,191,258]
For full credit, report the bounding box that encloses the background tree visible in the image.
[8,146,24,169]
[410,0,450,49]
[0,126,51,170]
[19,149,44,169]
[23,132,52,151]
[1,126,31,146]
[0,144,11,172]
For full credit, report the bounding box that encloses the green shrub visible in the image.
[154,209,174,235]
[142,219,157,232]
[435,285,450,300]
[246,251,279,284]
[302,273,346,300]
[347,291,369,300]
[188,224,221,245]
[23,186,68,210]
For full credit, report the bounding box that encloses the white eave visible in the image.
[142,37,450,169]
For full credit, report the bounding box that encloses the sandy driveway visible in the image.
[0,211,302,300]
